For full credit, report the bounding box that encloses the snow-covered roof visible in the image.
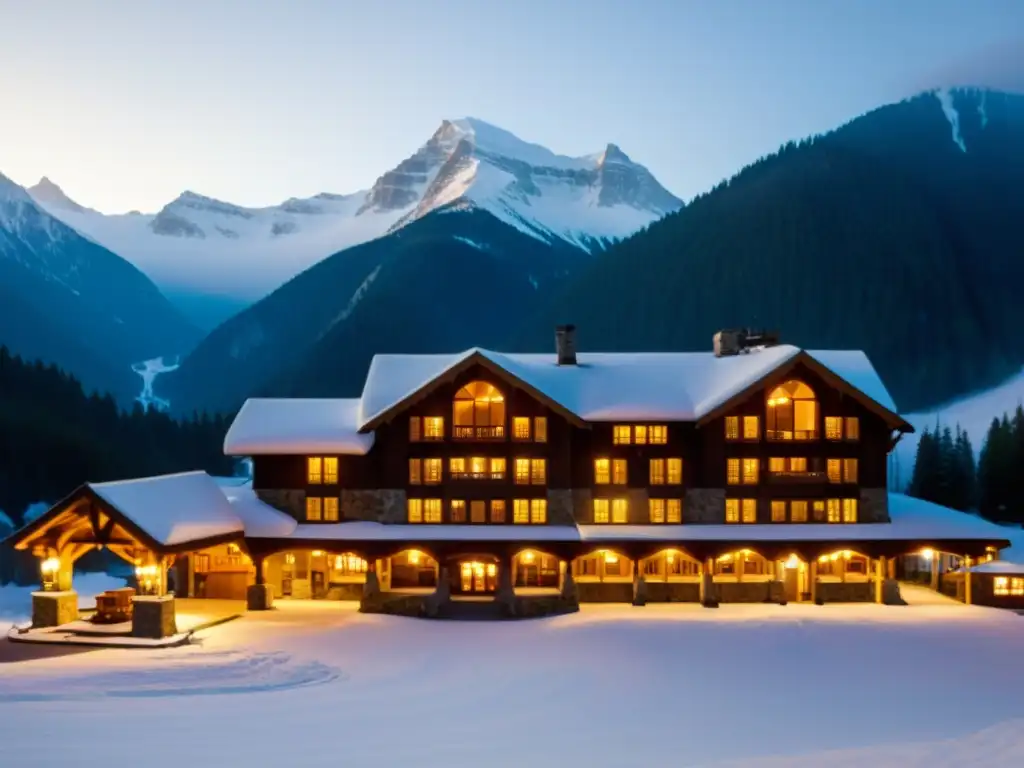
[88,471,243,547]
[224,398,374,456]
[968,560,1024,575]
[219,484,298,538]
[359,345,902,427]
[245,520,583,542]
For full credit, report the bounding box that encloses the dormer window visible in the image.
[766,380,818,440]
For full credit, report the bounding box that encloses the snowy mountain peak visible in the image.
[27,177,92,213]
[598,143,633,165]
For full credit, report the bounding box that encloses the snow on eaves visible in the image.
[88,471,243,547]
[224,398,374,456]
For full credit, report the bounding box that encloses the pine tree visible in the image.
[909,427,940,504]
[953,425,977,512]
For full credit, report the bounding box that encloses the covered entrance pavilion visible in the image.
[4,472,245,639]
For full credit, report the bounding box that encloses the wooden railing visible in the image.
[450,471,506,481]
[766,430,819,441]
[766,471,828,484]
[452,425,505,440]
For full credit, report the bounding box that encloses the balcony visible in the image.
[766,430,818,442]
[450,470,506,481]
[766,471,828,485]
[452,425,505,441]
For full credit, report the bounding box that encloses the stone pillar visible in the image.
[632,569,647,606]
[560,564,579,608]
[875,557,886,604]
[495,556,516,617]
[363,567,381,600]
[247,583,274,610]
[964,556,973,605]
[700,558,718,608]
[132,595,177,639]
[254,555,265,585]
[882,579,904,605]
[31,591,79,628]
[424,566,451,618]
[809,560,820,604]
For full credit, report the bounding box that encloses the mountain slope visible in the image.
[159,206,591,416]
[31,118,680,328]
[0,172,200,401]
[515,88,1024,414]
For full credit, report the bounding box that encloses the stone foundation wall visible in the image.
[859,488,889,523]
[817,581,873,602]
[341,490,407,523]
[718,581,776,603]
[256,489,305,519]
[685,489,725,524]
[31,591,79,628]
[645,582,700,603]
[571,489,593,523]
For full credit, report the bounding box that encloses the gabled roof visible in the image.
[358,344,908,431]
[7,471,245,554]
[224,398,374,456]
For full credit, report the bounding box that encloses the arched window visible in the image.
[766,380,817,440]
[453,381,505,438]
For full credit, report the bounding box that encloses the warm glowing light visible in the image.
[40,557,61,575]
[522,550,535,564]
[842,550,852,560]
[486,564,497,577]
[818,555,829,563]
[718,554,733,563]
[740,549,752,556]
[284,553,296,565]
[408,550,421,565]
[829,552,840,562]
[334,556,343,569]
[785,554,800,569]
[312,550,324,557]
[920,548,934,560]
[666,551,676,564]
[603,550,619,564]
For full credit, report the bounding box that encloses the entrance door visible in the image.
[784,566,801,603]
[457,560,497,593]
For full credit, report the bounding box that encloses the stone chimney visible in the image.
[555,324,577,366]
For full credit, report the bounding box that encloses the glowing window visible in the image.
[490,500,506,523]
[307,457,322,484]
[843,459,858,483]
[649,459,666,485]
[513,417,531,440]
[423,417,444,440]
[531,458,546,485]
[453,381,505,429]
[515,458,531,485]
[634,425,648,445]
[725,499,740,523]
[842,498,858,523]
[769,457,785,473]
[827,498,841,523]
[725,416,739,440]
[408,498,423,523]
[995,577,1009,596]
[323,497,339,522]
[470,500,486,523]
[612,459,628,485]
[771,500,786,522]
[767,380,818,440]
[791,500,808,523]
[593,499,610,524]
[423,458,442,484]
[450,499,467,523]
[667,498,682,523]
[491,457,506,479]
[611,498,628,524]
[613,425,631,445]
[812,500,825,522]
[423,499,442,523]
[790,457,808,472]
[825,417,843,440]
[306,496,322,521]
[530,499,547,524]
[827,459,842,483]
[845,417,860,441]
[534,417,548,443]
[726,459,741,485]
[649,498,665,523]
[743,416,760,440]
[323,457,338,484]
[513,499,530,524]
[409,459,422,485]
[649,425,668,444]
[667,458,682,484]
[594,459,610,485]
[742,458,759,485]
[742,499,757,523]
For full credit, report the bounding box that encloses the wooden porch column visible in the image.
[929,554,940,591]
[809,560,818,604]
[964,556,973,605]
[254,554,266,585]
[874,557,886,604]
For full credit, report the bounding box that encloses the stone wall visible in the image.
[817,581,873,602]
[577,582,634,602]
[571,488,593,523]
[256,489,305,519]
[547,490,577,526]
[859,488,889,523]
[645,582,700,603]
[718,581,776,603]
[341,490,407,523]
[685,488,725,524]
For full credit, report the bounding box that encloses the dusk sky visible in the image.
[1,0,1021,213]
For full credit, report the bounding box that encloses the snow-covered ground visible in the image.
[893,367,1024,489]
[2,601,1023,766]
[0,572,125,626]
